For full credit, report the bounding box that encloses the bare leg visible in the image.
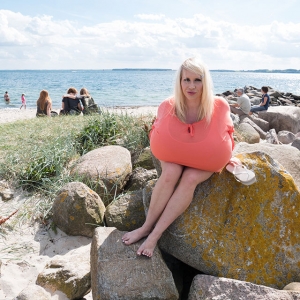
[137,167,214,257]
[122,161,184,245]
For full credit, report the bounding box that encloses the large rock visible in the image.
[236,122,260,144]
[125,167,157,192]
[277,130,296,144]
[71,145,132,204]
[233,142,300,190]
[36,245,91,299]
[91,227,179,300]
[292,138,300,151]
[133,146,155,170]
[52,182,105,237]
[239,116,267,139]
[258,106,300,134]
[188,275,300,300]
[14,285,51,300]
[104,190,146,231]
[146,152,300,288]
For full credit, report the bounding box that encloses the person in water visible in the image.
[122,57,234,257]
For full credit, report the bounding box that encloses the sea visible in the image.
[1,70,300,110]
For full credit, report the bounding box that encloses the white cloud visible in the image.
[1,10,300,69]
[135,14,165,20]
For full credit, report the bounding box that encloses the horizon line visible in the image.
[0,68,300,73]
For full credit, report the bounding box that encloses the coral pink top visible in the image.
[150,97,234,172]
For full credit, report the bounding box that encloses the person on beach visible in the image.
[122,57,234,257]
[60,87,83,115]
[4,91,10,103]
[79,88,99,114]
[229,88,251,116]
[249,86,270,115]
[20,93,26,110]
[36,90,53,117]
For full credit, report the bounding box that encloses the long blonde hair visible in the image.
[37,90,52,111]
[174,57,215,123]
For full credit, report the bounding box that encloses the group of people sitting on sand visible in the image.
[36,87,100,117]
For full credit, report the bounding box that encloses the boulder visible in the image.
[14,285,51,300]
[147,152,300,288]
[258,107,300,134]
[125,167,157,192]
[249,96,261,105]
[245,115,270,132]
[291,138,300,151]
[188,275,300,300]
[265,129,280,144]
[104,190,146,231]
[233,142,300,190]
[236,123,260,144]
[36,245,91,299]
[52,182,105,237]
[71,145,132,204]
[277,130,296,144]
[91,227,179,300]
[239,117,267,139]
[133,146,155,170]
[284,282,300,292]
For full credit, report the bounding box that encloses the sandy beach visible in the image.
[0,106,158,125]
[0,105,158,299]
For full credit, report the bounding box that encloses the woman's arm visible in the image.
[62,94,76,99]
[46,102,52,117]
[261,96,268,106]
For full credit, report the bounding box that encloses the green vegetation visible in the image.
[0,110,153,224]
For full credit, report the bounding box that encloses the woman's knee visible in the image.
[160,161,183,184]
[181,169,213,187]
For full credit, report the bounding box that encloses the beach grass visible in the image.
[0,110,153,224]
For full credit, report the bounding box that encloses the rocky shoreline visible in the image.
[1,86,300,299]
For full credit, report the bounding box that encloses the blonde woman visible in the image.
[122,57,234,257]
[79,87,98,114]
[36,90,52,117]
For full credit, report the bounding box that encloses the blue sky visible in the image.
[1,0,300,70]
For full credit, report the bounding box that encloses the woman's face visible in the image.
[181,69,203,102]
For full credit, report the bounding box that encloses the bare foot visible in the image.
[136,234,159,258]
[122,227,151,245]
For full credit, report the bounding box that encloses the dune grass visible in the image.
[0,109,153,224]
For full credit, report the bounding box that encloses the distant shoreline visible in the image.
[1,69,300,73]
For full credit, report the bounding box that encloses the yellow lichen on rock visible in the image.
[158,151,300,288]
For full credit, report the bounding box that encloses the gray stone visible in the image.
[188,275,300,300]
[147,152,300,288]
[36,245,91,299]
[249,96,261,105]
[134,146,155,170]
[246,115,270,132]
[105,190,146,231]
[291,138,300,151]
[52,182,105,237]
[91,227,179,300]
[71,145,132,204]
[236,122,260,144]
[258,106,300,134]
[278,130,296,144]
[265,128,280,144]
[284,282,300,292]
[125,167,157,192]
[14,285,51,300]
[239,116,267,139]
[233,142,300,190]
[0,180,14,201]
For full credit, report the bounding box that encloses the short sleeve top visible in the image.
[150,97,234,172]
